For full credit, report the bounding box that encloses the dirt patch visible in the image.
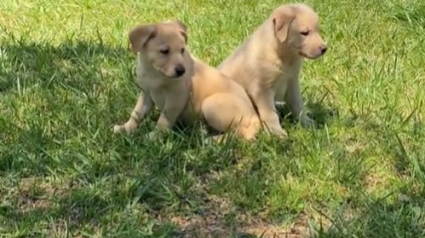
[169,210,311,238]
[16,177,72,212]
[343,137,366,154]
[17,189,54,211]
[163,194,312,238]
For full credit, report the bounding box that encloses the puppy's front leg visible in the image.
[153,93,188,136]
[114,91,153,134]
[253,90,288,138]
[285,78,314,128]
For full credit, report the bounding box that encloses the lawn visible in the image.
[1,0,424,237]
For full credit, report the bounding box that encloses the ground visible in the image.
[0,0,424,237]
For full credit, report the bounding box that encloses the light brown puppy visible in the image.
[218,3,327,138]
[114,20,261,141]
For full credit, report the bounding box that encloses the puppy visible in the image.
[114,20,261,141]
[218,3,327,138]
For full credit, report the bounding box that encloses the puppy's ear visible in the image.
[171,20,188,43]
[128,24,156,53]
[272,6,295,43]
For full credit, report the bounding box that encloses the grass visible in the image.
[0,0,424,237]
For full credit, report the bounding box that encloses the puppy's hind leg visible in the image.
[201,93,261,141]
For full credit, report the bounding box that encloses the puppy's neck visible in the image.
[275,42,303,66]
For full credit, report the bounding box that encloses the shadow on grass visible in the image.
[0,40,352,238]
[1,185,141,237]
[0,39,133,93]
[0,40,136,174]
[2,40,422,238]
[276,100,338,128]
[3,183,423,238]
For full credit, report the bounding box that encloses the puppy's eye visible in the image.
[300,31,309,36]
[181,48,185,54]
[160,49,169,55]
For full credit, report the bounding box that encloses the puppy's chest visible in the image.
[150,84,197,124]
[149,90,167,109]
[272,64,300,99]
[136,78,174,110]
[149,84,190,109]
[262,59,299,86]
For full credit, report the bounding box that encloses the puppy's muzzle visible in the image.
[174,64,186,77]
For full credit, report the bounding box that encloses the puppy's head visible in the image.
[272,4,327,60]
[129,20,189,78]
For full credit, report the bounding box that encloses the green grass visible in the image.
[1,0,425,237]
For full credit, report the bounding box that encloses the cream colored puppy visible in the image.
[218,3,327,138]
[113,20,261,141]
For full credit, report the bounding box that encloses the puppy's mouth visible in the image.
[299,52,307,58]
[162,73,183,79]
[299,52,322,60]
[159,71,185,79]
[165,72,185,80]
[172,75,184,79]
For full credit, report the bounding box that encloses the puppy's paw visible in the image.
[147,131,159,140]
[265,127,288,139]
[204,134,226,145]
[113,121,138,134]
[300,116,316,128]
[113,124,125,134]
[147,130,169,141]
[275,129,289,139]
[203,137,214,145]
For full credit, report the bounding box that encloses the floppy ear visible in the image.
[171,20,188,43]
[128,24,156,53]
[272,7,295,43]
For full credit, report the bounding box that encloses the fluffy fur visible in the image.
[114,20,261,141]
[218,3,327,138]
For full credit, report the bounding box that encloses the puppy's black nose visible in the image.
[320,45,327,55]
[174,65,186,77]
